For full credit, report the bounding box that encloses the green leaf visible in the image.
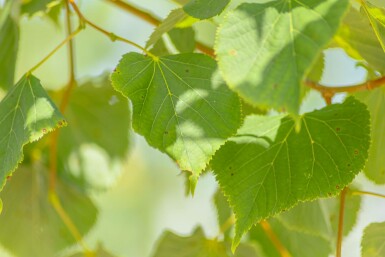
[146,8,189,49]
[169,27,196,53]
[183,0,230,19]
[362,1,385,52]
[362,222,385,257]
[0,1,19,90]
[211,97,370,248]
[57,74,130,190]
[0,165,98,257]
[150,38,171,56]
[215,0,349,114]
[111,53,241,184]
[336,7,385,73]
[21,0,58,16]
[0,75,66,191]
[68,244,116,257]
[152,227,261,257]
[250,220,331,257]
[214,189,233,240]
[277,193,361,240]
[355,88,385,183]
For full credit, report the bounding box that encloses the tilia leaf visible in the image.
[215,0,349,114]
[111,53,241,188]
[361,1,385,52]
[183,0,231,19]
[211,97,370,249]
[0,75,66,190]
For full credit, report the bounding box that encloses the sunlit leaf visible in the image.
[336,7,385,73]
[362,1,385,52]
[183,0,230,19]
[355,87,385,183]
[215,0,349,114]
[362,222,385,257]
[146,8,188,49]
[111,53,241,188]
[0,165,97,257]
[152,227,261,257]
[0,1,19,90]
[68,244,117,257]
[211,97,370,248]
[0,75,66,191]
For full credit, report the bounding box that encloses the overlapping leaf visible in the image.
[211,97,370,248]
[0,165,97,257]
[183,0,230,19]
[250,220,331,257]
[21,0,58,16]
[337,7,385,73]
[152,227,261,257]
[0,1,19,90]
[111,53,241,187]
[0,75,65,190]
[215,0,349,114]
[362,222,385,257]
[355,88,385,183]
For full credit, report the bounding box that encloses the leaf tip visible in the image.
[189,175,198,196]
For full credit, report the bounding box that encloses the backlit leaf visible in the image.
[211,97,370,248]
[336,7,385,73]
[21,0,58,16]
[0,75,66,191]
[111,53,241,186]
[361,1,385,52]
[215,0,349,114]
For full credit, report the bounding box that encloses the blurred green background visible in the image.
[0,1,384,257]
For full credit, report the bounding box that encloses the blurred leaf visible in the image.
[214,189,233,240]
[250,220,331,257]
[169,27,196,53]
[241,100,267,117]
[0,75,66,191]
[46,0,64,25]
[111,53,241,190]
[21,0,58,16]
[211,97,370,248]
[57,74,130,190]
[183,0,230,19]
[152,227,261,257]
[215,0,349,114]
[68,244,117,257]
[362,1,385,52]
[146,8,188,49]
[0,1,19,90]
[307,53,325,83]
[362,222,385,257]
[277,193,361,240]
[336,7,385,73]
[0,165,98,257]
[355,87,385,183]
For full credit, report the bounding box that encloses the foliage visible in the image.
[1,0,385,256]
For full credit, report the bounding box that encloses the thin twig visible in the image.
[351,190,385,199]
[69,0,157,58]
[103,0,214,56]
[260,220,292,257]
[336,187,348,257]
